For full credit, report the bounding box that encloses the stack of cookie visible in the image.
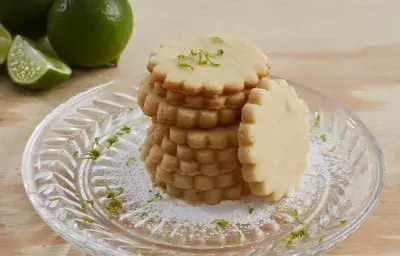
[138,35,270,204]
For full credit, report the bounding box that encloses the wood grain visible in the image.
[1,0,399,255]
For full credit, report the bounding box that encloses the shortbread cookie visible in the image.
[151,165,242,190]
[147,35,270,96]
[159,137,238,164]
[138,83,240,128]
[141,138,241,176]
[238,78,309,200]
[156,181,250,205]
[147,80,251,110]
[148,122,238,150]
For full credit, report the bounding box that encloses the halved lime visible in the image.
[7,35,72,90]
[0,23,12,64]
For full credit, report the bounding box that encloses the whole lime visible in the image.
[0,0,53,39]
[47,0,134,68]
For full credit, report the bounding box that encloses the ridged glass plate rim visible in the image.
[21,73,386,256]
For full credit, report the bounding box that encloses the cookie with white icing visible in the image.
[238,78,309,201]
[138,83,240,129]
[147,35,270,96]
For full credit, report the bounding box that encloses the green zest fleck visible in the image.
[204,53,219,67]
[147,192,163,203]
[320,134,327,142]
[83,149,101,161]
[73,151,79,159]
[121,125,131,134]
[319,237,324,244]
[285,229,309,245]
[212,219,229,229]
[246,202,254,214]
[105,185,124,198]
[314,115,321,127]
[235,232,242,245]
[148,189,152,193]
[190,49,198,56]
[177,63,194,71]
[104,185,124,219]
[126,157,137,166]
[107,135,119,148]
[81,216,94,224]
[217,241,223,246]
[116,132,124,136]
[68,137,74,141]
[340,219,347,225]
[94,137,100,146]
[80,199,94,211]
[48,196,59,201]
[197,51,207,65]
[292,209,304,225]
[177,54,187,60]
[211,36,224,43]
[291,229,309,239]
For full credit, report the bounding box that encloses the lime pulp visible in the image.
[7,35,72,90]
[0,23,12,64]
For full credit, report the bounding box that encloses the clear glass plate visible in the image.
[22,73,385,256]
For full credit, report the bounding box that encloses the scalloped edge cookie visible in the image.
[141,75,251,110]
[147,35,270,96]
[148,122,239,150]
[238,78,309,201]
[154,180,251,205]
[141,137,241,176]
[138,83,240,129]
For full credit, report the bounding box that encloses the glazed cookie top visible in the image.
[147,35,270,96]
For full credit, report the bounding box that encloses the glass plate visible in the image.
[22,73,385,256]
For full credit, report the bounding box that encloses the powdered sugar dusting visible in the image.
[89,124,340,243]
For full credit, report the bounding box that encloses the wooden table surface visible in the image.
[1,0,399,255]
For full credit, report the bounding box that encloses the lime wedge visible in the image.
[7,35,72,90]
[0,23,12,64]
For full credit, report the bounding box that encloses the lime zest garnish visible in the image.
[340,219,347,225]
[147,192,163,203]
[48,196,59,201]
[177,54,187,60]
[83,149,100,161]
[235,232,242,245]
[73,151,79,159]
[190,49,198,56]
[105,185,124,198]
[68,137,74,141]
[177,63,194,71]
[285,229,309,245]
[292,209,304,225]
[116,132,124,136]
[314,115,321,127]
[121,125,131,134]
[217,241,223,246]
[212,219,229,229]
[94,137,100,146]
[211,36,224,43]
[319,237,324,243]
[246,202,254,214]
[80,199,94,211]
[274,207,304,224]
[104,185,124,219]
[81,216,94,224]
[204,53,219,67]
[107,135,119,148]
[320,134,327,142]
[126,157,136,166]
